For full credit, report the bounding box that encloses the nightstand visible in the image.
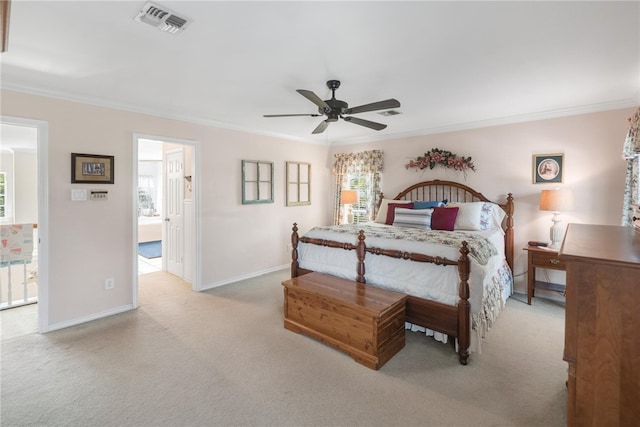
[523,246,567,305]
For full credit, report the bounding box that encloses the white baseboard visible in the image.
[200,264,289,291]
[42,304,135,333]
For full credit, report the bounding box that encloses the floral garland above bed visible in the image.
[405,148,476,174]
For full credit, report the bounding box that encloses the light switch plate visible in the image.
[71,189,87,201]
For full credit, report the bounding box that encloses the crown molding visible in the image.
[3,84,637,147]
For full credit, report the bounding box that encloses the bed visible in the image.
[290,180,514,365]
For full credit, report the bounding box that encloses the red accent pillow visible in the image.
[431,207,459,231]
[386,202,414,225]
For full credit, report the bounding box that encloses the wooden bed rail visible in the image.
[292,223,367,282]
[290,223,472,364]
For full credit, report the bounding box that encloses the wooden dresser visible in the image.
[559,224,640,426]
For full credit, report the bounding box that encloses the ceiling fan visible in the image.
[264,80,401,134]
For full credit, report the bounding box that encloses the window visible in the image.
[346,173,376,224]
[0,172,5,219]
[332,150,383,225]
[137,160,162,216]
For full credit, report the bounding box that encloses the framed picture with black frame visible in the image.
[533,153,563,184]
[71,153,115,184]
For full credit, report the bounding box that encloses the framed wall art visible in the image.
[286,161,311,206]
[533,153,563,184]
[242,160,274,204]
[71,153,115,184]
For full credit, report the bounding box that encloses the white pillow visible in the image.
[448,202,506,231]
[374,199,413,223]
[392,208,433,229]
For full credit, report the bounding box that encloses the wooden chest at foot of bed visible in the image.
[282,272,407,370]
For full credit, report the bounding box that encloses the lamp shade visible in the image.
[539,189,575,212]
[340,190,358,205]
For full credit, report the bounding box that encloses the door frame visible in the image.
[132,133,201,307]
[0,115,49,332]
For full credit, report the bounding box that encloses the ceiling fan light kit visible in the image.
[264,80,401,134]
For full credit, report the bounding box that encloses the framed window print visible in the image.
[533,153,563,184]
[242,160,274,204]
[286,161,311,206]
[71,153,115,184]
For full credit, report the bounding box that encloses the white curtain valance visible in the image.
[332,150,384,175]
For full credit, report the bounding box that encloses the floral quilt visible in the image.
[308,224,497,266]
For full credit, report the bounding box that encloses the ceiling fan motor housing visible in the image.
[321,99,348,121]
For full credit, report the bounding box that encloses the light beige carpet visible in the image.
[1,269,567,427]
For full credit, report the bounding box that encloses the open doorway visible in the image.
[0,116,49,333]
[133,134,199,303]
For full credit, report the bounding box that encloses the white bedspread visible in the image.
[298,223,513,352]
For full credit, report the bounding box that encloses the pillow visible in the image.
[385,202,414,225]
[374,199,413,223]
[431,207,459,231]
[412,199,447,209]
[392,207,433,229]
[447,202,506,231]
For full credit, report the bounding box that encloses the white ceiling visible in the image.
[1,1,639,146]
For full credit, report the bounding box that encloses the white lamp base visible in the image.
[549,212,564,249]
[342,205,354,225]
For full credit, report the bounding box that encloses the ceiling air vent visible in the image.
[134,2,191,35]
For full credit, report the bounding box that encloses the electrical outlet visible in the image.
[104,277,114,290]
[286,243,292,253]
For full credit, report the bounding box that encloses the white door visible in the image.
[165,150,184,278]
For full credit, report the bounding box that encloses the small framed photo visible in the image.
[71,153,115,184]
[533,153,563,184]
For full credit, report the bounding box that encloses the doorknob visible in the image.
[164,218,170,222]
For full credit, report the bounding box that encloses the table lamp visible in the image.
[340,190,358,224]
[539,189,575,249]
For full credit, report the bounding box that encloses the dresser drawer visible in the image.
[531,251,565,270]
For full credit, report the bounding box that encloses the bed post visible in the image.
[504,193,514,271]
[291,223,299,278]
[356,230,366,283]
[457,241,471,365]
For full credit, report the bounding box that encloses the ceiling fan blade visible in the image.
[297,89,331,111]
[343,116,387,131]
[344,99,401,115]
[263,113,322,117]
[312,120,330,134]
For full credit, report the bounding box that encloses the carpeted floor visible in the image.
[137,240,161,259]
[1,269,567,426]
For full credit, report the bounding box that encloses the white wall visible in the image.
[329,107,635,292]
[2,89,330,329]
[13,150,38,224]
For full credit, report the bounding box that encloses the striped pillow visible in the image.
[392,207,433,229]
